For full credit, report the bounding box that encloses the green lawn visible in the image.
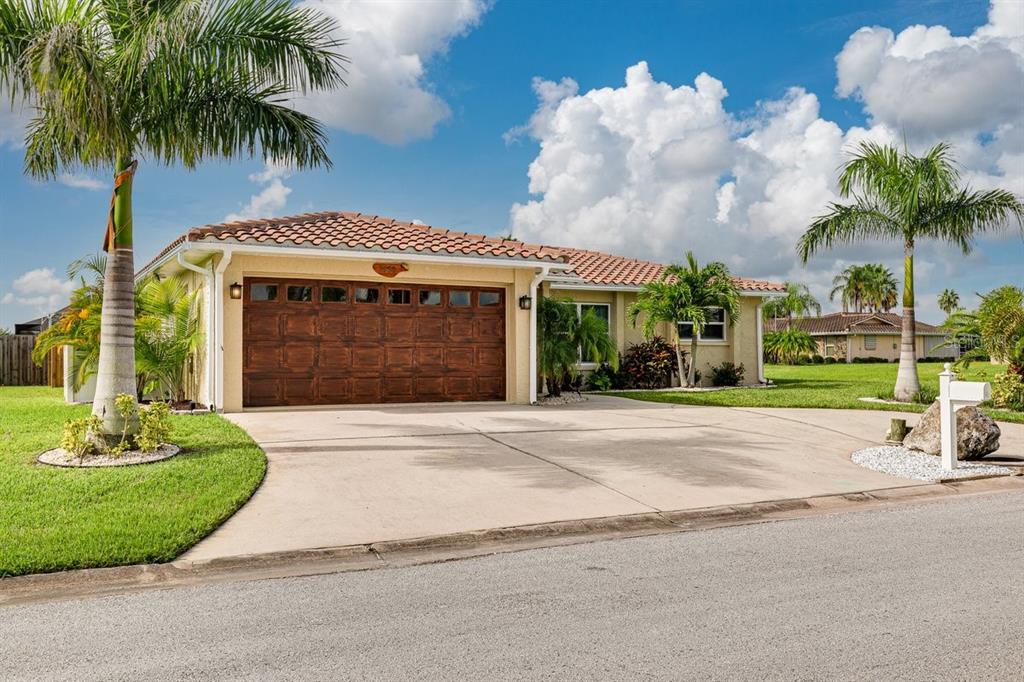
[608,361,1024,425]
[0,387,266,577]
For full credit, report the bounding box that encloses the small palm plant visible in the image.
[135,277,204,404]
[763,328,818,364]
[629,252,740,387]
[538,297,617,397]
[1,0,346,435]
[945,285,1024,376]
[799,142,1023,401]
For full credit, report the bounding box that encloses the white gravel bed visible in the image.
[537,393,588,406]
[37,443,181,468]
[851,445,1011,482]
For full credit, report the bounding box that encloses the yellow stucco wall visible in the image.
[548,286,765,386]
[839,333,956,361]
[189,252,539,411]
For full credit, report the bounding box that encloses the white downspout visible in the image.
[176,252,216,409]
[755,302,765,384]
[213,249,234,411]
[528,265,552,404]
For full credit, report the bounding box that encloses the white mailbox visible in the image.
[937,363,991,470]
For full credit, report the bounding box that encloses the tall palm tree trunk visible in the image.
[893,239,921,401]
[92,158,138,435]
[672,342,686,388]
[687,336,698,387]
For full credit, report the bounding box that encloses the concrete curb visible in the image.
[3,475,1022,607]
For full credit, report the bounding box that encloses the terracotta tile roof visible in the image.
[557,248,785,292]
[145,211,566,267]
[143,210,785,292]
[766,312,944,335]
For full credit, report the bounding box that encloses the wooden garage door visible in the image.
[242,278,506,407]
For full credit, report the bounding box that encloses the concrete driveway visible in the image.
[183,396,1024,561]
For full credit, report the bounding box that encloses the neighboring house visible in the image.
[14,313,59,335]
[123,211,783,411]
[766,312,958,362]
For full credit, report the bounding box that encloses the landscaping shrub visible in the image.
[851,356,889,363]
[710,362,745,387]
[992,372,1024,411]
[137,401,173,451]
[60,415,104,459]
[621,337,676,389]
[763,328,817,364]
[811,354,825,364]
[586,362,621,391]
[824,357,838,364]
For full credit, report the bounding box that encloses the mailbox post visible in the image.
[937,363,991,470]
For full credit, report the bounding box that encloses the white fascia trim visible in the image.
[148,240,572,274]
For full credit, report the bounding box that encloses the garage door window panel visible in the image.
[287,285,313,302]
[355,287,380,304]
[251,284,278,301]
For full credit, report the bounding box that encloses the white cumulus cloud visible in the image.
[57,173,106,191]
[2,267,74,311]
[298,0,488,144]
[509,3,1024,320]
[225,161,294,222]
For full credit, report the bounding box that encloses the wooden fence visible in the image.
[0,335,63,387]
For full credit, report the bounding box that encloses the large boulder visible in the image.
[903,401,1001,460]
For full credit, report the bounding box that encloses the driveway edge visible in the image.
[4,475,1022,607]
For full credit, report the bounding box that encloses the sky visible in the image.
[1,0,1022,330]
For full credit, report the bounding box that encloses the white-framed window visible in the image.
[864,335,877,350]
[575,302,611,364]
[677,307,727,343]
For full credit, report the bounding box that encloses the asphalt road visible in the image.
[3,492,1023,681]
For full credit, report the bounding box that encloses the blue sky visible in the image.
[1,0,1021,330]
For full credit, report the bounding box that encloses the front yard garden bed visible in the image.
[0,387,266,578]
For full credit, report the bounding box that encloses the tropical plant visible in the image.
[829,263,898,313]
[1,0,346,435]
[938,288,961,316]
[135,276,203,404]
[33,254,110,390]
[620,337,676,389]
[763,328,818,364]
[629,252,740,387]
[34,257,204,400]
[0,327,10,336]
[537,297,617,396]
[798,142,1024,401]
[762,281,820,323]
[709,361,745,387]
[944,285,1024,376]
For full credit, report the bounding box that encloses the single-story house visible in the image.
[119,211,784,411]
[766,312,958,362]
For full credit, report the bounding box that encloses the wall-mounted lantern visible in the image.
[229,282,242,300]
[518,294,532,310]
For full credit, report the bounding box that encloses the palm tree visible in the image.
[799,142,1023,401]
[1,0,345,435]
[629,252,741,387]
[938,288,961,316]
[763,281,820,324]
[861,263,898,312]
[830,263,897,313]
[537,297,617,396]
